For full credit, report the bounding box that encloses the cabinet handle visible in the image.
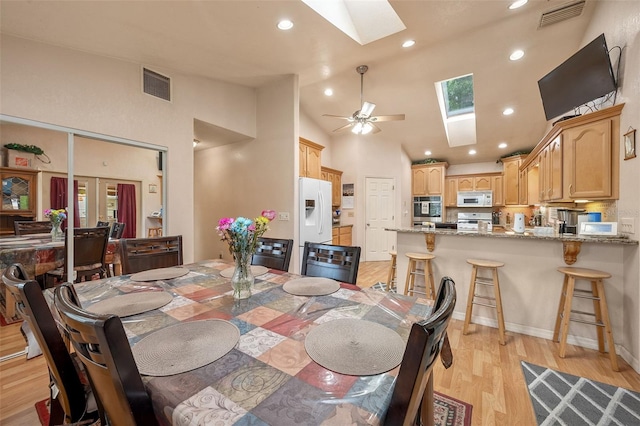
[548,189,551,196]
[569,184,573,195]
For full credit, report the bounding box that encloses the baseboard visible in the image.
[451,312,638,373]
[0,348,26,363]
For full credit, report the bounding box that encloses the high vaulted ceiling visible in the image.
[0,1,597,164]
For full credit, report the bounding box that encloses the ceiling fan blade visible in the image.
[323,114,353,121]
[370,114,406,122]
[370,123,382,134]
[359,101,376,118]
[332,122,355,133]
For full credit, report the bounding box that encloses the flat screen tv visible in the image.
[538,33,617,121]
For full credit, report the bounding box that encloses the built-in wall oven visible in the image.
[413,196,442,226]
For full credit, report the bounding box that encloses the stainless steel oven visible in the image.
[413,196,442,226]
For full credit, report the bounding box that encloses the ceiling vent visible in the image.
[539,0,586,28]
[143,68,171,101]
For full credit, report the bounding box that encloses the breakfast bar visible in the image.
[387,227,638,364]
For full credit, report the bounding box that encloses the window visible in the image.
[441,74,474,118]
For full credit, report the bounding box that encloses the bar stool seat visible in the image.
[463,258,506,345]
[385,250,397,292]
[404,252,436,298]
[553,266,619,371]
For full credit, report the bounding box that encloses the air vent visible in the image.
[539,0,586,28]
[143,68,171,101]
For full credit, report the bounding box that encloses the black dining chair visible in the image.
[3,264,100,426]
[54,283,158,426]
[119,235,183,274]
[300,242,361,284]
[110,222,126,239]
[14,220,53,236]
[385,277,457,426]
[45,227,110,287]
[251,237,293,271]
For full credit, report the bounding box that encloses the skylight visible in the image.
[435,73,477,147]
[441,74,474,118]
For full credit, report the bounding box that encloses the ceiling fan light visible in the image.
[361,122,373,135]
[352,122,363,134]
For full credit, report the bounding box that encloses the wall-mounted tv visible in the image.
[538,33,617,121]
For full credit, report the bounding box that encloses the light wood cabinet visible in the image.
[538,136,563,202]
[321,166,343,207]
[563,119,614,199]
[521,104,622,203]
[502,155,526,205]
[411,163,447,196]
[332,225,352,246]
[1,167,40,235]
[458,175,492,192]
[518,168,528,205]
[299,137,324,179]
[491,175,504,206]
[445,177,458,207]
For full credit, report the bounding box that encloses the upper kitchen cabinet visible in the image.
[502,155,526,205]
[457,174,493,192]
[321,166,343,207]
[412,162,448,196]
[444,177,458,207]
[1,167,40,235]
[299,137,324,179]
[491,175,504,206]
[521,104,623,202]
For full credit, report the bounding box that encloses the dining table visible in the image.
[0,234,121,319]
[44,259,437,425]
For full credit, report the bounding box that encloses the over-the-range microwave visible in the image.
[457,191,493,207]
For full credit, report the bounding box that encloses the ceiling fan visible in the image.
[323,65,405,135]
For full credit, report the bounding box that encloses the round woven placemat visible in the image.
[87,291,173,317]
[305,318,405,376]
[283,277,340,296]
[220,265,268,278]
[129,267,189,282]
[132,319,240,376]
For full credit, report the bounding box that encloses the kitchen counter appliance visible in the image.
[413,196,442,226]
[557,208,585,234]
[457,191,493,208]
[458,212,493,232]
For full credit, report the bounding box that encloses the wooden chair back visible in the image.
[71,227,110,279]
[300,242,361,284]
[110,222,126,239]
[14,220,53,236]
[2,264,89,424]
[54,283,158,426]
[251,237,293,271]
[119,235,183,274]
[385,277,457,426]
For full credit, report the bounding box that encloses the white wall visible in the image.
[582,0,640,371]
[194,76,298,265]
[300,109,332,166]
[0,35,257,262]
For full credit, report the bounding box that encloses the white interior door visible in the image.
[365,177,396,261]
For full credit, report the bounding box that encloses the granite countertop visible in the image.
[385,227,639,245]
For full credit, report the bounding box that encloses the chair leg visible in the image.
[595,279,619,371]
[420,372,435,426]
[404,260,415,296]
[386,256,396,292]
[463,266,477,335]
[493,267,506,345]
[553,274,569,342]
[558,276,575,358]
[425,260,435,299]
[591,280,605,353]
[49,394,65,426]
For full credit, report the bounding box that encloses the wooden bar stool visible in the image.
[553,267,619,371]
[463,259,506,345]
[385,250,397,292]
[404,252,436,298]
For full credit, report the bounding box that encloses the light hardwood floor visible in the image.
[1,261,639,425]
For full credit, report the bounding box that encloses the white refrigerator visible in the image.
[299,177,333,262]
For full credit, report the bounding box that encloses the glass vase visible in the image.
[50,222,63,242]
[231,252,254,300]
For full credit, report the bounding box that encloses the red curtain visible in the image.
[50,177,80,228]
[117,183,136,238]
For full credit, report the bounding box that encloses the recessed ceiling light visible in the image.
[324,88,333,96]
[402,40,416,48]
[503,108,514,115]
[424,150,432,156]
[510,50,525,61]
[509,0,528,10]
[469,149,477,155]
[277,20,294,30]
[498,142,508,149]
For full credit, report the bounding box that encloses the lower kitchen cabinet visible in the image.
[332,225,352,246]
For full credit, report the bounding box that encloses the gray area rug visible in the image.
[371,281,396,293]
[521,361,640,425]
